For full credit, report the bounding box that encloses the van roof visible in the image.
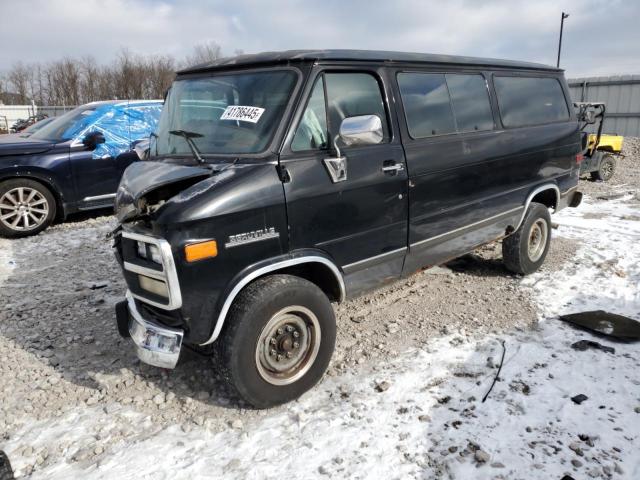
[178,49,561,75]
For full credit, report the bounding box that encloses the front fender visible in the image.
[0,165,71,216]
[199,248,344,346]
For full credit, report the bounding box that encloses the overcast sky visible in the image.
[1,0,639,78]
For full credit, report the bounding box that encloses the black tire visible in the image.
[217,274,336,408]
[502,202,552,275]
[590,154,616,182]
[0,450,15,480]
[0,179,56,238]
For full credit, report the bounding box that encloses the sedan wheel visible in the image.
[0,187,49,231]
[0,180,56,237]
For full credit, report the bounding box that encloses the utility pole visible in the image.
[557,12,569,68]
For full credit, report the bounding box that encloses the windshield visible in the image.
[153,70,297,157]
[22,117,54,135]
[30,104,104,142]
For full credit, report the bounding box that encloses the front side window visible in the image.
[325,73,389,144]
[291,77,328,152]
[291,72,390,152]
[494,76,570,127]
[154,70,298,156]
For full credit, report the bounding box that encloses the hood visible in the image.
[115,161,213,222]
[0,135,56,156]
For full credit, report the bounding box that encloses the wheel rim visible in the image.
[0,187,49,231]
[527,219,548,262]
[601,160,614,180]
[255,306,321,386]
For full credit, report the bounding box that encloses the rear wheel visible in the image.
[217,274,336,408]
[0,179,56,238]
[502,202,552,275]
[590,154,616,182]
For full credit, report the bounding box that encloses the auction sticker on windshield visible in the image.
[220,106,265,123]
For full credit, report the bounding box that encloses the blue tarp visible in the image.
[62,101,162,160]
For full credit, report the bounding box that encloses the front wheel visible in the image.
[217,274,336,408]
[502,202,552,275]
[0,179,56,238]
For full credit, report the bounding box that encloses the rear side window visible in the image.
[397,73,455,138]
[446,74,494,132]
[494,76,569,127]
[397,73,494,138]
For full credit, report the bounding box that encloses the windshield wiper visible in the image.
[169,130,204,164]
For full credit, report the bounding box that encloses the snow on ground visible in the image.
[0,234,14,285]
[3,195,640,479]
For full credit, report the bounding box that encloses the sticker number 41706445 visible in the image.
[220,105,265,123]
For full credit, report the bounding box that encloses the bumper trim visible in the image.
[126,291,183,369]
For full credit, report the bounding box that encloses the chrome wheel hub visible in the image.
[256,306,321,386]
[0,187,49,231]
[527,219,548,262]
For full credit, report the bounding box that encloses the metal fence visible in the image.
[0,105,76,132]
[568,75,640,137]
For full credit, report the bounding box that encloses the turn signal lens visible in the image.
[576,153,585,164]
[185,240,218,262]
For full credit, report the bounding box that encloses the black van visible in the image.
[113,50,582,408]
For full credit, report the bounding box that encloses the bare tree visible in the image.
[184,41,223,67]
[7,62,31,103]
[0,40,234,106]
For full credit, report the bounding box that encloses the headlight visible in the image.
[149,245,162,264]
[138,275,169,298]
[137,241,147,259]
[137,241,162,265]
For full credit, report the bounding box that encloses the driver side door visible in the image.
[70,104,136,209]
[280,68,408,297]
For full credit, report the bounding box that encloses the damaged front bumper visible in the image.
[116,292,184,369]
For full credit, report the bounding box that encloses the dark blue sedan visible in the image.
[0,100,162,237]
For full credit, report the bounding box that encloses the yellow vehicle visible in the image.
[575,102,624,182]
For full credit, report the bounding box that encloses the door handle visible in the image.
[381,163,404,174]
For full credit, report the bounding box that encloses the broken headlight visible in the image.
[137,241,162,264]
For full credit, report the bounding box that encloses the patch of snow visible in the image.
[3,197,640,479]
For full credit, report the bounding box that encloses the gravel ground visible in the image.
[1,140,639,477]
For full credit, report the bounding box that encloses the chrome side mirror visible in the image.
[133,138,150,161]
[584,110,596,124]
[322,115,383,184]
[339,115,383,147]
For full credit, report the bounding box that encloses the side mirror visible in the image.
[339,115,384,147]
[583,110,596,124]
[132,138,150,161]
[82,131,106,150]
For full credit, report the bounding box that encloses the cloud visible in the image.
[0,0,638,77]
